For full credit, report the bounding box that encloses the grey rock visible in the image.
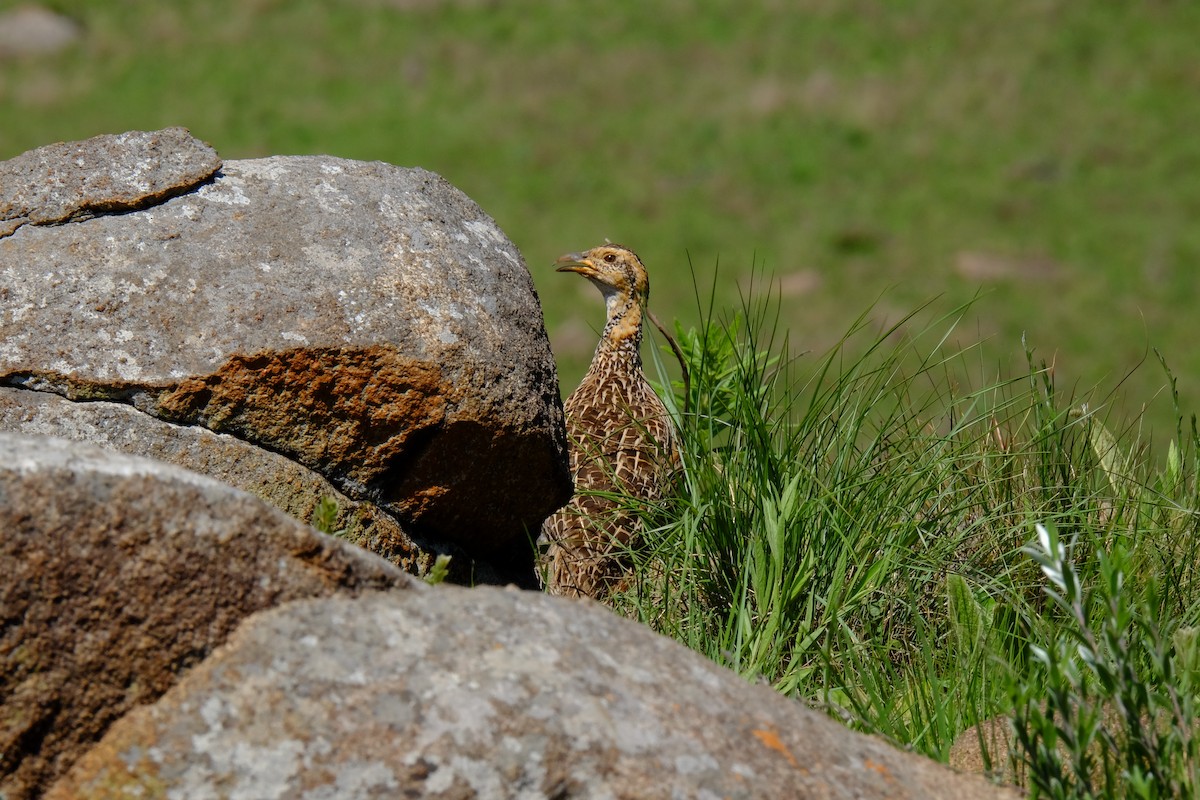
[0,433,417,800]
[0,130,571,566]
[0,127,220,236]
[0,6,81,60]
[949,704,1183,789]
[0,387,441,574]
[50,587,1019,800]
[950,716,1021,786]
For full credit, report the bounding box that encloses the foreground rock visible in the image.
[0,128,571,580]
[0,387,434,574]
[0,434,416,800]
[51,587,1019,800]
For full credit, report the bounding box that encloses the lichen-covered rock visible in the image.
[0,387,439,575]
[49,586,1020,800]
[0,128,571,571]
[0,434,417,800]
[0,127,219,236]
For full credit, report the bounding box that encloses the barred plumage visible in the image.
[539,244,679,601]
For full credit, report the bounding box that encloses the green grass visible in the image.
[607,283,1200,795]
[5,5,1200,790]
[2,0,1199,433]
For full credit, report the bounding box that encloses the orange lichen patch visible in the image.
[751,728,799,769]
[864,757,894,780]
[154,346,452,494]
[146,345,571,552]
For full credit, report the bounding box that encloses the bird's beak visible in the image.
[555,253,594,275]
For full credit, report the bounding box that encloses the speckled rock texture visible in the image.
[0,127,218,237]
[49,587,1020,800]
[0,387,436,576]
[0,127,572,579]
[950,715,1020,786]
[0,434,417,800]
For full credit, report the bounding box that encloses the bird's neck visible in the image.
[594,291,643,368]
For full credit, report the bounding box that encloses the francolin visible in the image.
[539,244,679,601]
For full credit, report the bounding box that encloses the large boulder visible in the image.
[0,128,571,580]
[0,387,429,574]
[0,434,417,800]
[48,585,1019,800]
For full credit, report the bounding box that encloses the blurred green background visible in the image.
[3,0,1199,431]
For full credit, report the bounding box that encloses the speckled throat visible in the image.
[596,295,644,364]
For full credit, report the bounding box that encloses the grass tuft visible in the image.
[602,279,1200,795]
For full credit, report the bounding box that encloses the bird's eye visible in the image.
[603,253,616,263]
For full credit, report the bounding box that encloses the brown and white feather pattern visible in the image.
[540,245,678,601]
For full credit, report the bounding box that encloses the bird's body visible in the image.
[540,244,678,600]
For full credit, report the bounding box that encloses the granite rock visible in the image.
[50,585,1020,800]
[0,434,416,800]
[0,129,572,574]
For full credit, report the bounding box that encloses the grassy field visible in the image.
[2,0,1199,432]
[619,298,1200,796]
[6,3,1200,793]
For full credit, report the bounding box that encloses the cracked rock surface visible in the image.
[0,127,219,237]
[0,128,571,574]
[0,388,428,572]
[0,433,417,800]
[46,585,1019,800]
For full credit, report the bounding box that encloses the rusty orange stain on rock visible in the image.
[153,345,450,501]
[752,727,798,768]
[864,757,894,780]
[148,344,571,551]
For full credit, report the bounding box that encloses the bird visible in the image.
[539,244,679,601]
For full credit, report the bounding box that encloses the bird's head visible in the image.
[555,244,649,316]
